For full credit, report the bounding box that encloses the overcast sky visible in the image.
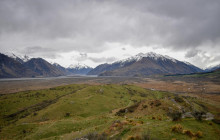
[0,0,220,68]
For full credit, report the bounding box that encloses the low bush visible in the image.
[65,112,70,117]
[116,102,140,116]
[195,131,203,138]
[174,96,184,103]
[171,124,183,133]
[157,116,162,121]
[182,130,194,137]
[168,111,182,121]
[142,104,148,108]
[212,118,220,124]
[33,112,38,116]
[192,111,205,121]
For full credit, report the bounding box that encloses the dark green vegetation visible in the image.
[164,69,220,79]
[0,84,219,139]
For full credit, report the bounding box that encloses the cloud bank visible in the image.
[0,0,219,68]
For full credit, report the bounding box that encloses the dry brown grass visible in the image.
[171,124,183,133]
[183,129,194,137]
[194,131,203,138]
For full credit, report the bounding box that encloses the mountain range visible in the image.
[205,64,220,72]
[0,53,92,78]
[88,52,204,76]
[66,64,93,75]
[1,52,220,78]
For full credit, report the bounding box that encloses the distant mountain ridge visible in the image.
[52,63,93,75]
[205,64,220,72]
[66,63,93,75]
[0,53,65,78]
[88,52,203,76]
[24,58,64,77]
[1,52,93,77]
[0,53,37,78]
[0,52,206,78]
[5,52,30,64]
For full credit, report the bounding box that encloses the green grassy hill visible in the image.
[0,84,219,139]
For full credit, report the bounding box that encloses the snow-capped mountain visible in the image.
[5,52,30,63]
[68,63,91,70]
[88,52,203,76]
[117,52,177,64]
[0,53,64,78]
[67,63,93,75]
[205,64,220,72]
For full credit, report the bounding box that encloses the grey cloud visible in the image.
[89,57,116,63]
[1,0,219,51]
[0,0,220,67]
[79,53,87,58]
[21,46,60,59]
[74,52,88,61]
[22,46,54,54]
[185,49,200,58]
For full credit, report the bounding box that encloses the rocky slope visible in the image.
[0,53,37,78]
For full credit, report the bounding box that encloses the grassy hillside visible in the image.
[0,84,219,140]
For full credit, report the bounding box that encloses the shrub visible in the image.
[138,120,144,124]
[193,111,205,121]
[142,104,148,108]
[195,131,203,138]
[168,111,182,121]
[22,129,27,134]
[127,136,135,140]
[174,96,184,103]
[212,118,220,124]
[149,100,161,107]
[183,130,194,137]
[154,100,162,107]
[116,102,140,116]
[157,116,162,121]
[120,128,130,136]
[33,112,38,116]
[65,112,70,117]
[171,124,183,133]
[140,93,147,97]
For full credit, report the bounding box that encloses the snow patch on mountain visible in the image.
[183,61,193,66]
[22,55,30,62]
[68,63,92,69]
[116,52,177,65]
[5,52,30,62]
[53,63,61,67]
